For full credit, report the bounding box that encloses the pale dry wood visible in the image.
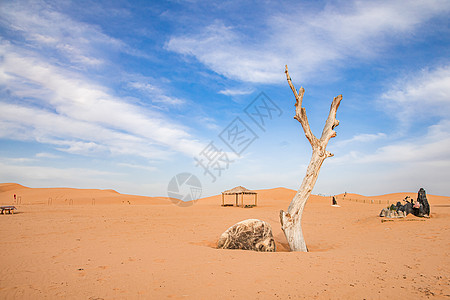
[280,65,342,252]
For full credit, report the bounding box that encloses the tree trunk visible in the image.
[280,65,342,252]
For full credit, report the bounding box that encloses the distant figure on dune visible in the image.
[332,196,338,206]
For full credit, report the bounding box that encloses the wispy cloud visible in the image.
[0,2,204,160]
[117,163,157,172]
[166,22,283,83]
[331,119,450,166]
[321,61,450,195]
[0,1,123,68]
[129,82,185,105]
[218,88,255,96]
[335,132,387,148]
[166,0,450,84]
[35,152,62,159]
[0,159,122,187]
[380,65,450,127]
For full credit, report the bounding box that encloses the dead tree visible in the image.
[280,65,342,252]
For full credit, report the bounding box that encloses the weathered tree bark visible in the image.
[280,65,342,252]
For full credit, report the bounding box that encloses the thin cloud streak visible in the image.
[129,82,185,105]
[380,65,450,127]
[335,132,387,148]
[0,1,122,68]
[330,120,450,166]
[167,0,450,84]
[218,88,255,96]
[0,38,204,160]
[0,160,123,188]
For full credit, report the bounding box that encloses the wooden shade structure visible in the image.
[221,186,257,207]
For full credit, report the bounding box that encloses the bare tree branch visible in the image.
[280,65,342,252]
[285,65,318,147]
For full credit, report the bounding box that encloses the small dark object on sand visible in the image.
[412,188,430,217]
[380,189,430,218]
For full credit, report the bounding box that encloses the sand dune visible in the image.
[0,183,30,192]
[0,183,174,206]
[0,183,449,299]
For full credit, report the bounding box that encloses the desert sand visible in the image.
[0,183,449,299]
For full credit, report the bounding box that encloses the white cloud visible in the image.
[218,88,255,96]
[335,132,386,147]
[1,1,202,161]
[331,119,450,166]
[321,64,450,195]
[0,0,208,160]
[380,65,450,126]
[0,160,122,188]
[196,116,220,130]
[315,120,450,196]
[0,157,36,164]
[0,159,170,195]
[117,163,157,172]
[166,22,283,83]
[166,0,450,84]
[129,82,185,105]
[366,120,450,163]
[129,82,158,93]
[0,43,204,158]
[0,1,123,68]
[35,152,61,159]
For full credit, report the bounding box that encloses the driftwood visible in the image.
[217,219,275,252]
[280,65,342,252]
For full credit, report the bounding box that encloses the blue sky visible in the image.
[1,0,449,198]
